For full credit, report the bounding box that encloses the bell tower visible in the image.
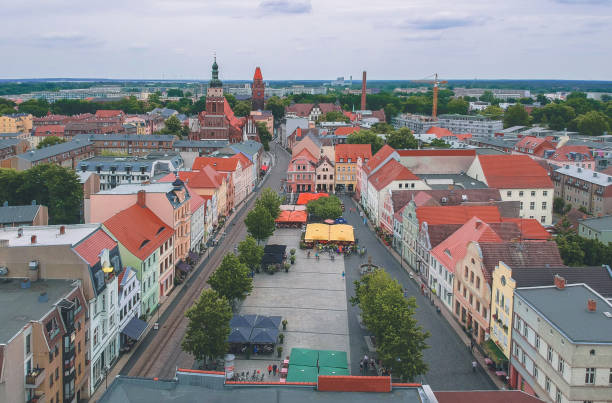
[251,66,265,111]
[206,57,224,114]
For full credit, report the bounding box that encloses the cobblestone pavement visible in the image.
[340,195,497,391]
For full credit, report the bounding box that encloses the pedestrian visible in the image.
[472,361,477,372]
[272,364,277,376]
[370,358,375,370]
[268,364,272,375]
[364,354,369,363]
[359,361,363,372]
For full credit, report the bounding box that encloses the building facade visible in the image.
[553,165,612,216]
[251,67,265,111]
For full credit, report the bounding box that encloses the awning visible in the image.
[121,316,148,340]
[249,327,279,344]
[176,261,191,273]
[228,327,252,343]
[329,224,354,242]
[296,193,329,205]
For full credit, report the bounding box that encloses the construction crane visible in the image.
[412,73,448,120]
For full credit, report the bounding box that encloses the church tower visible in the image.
[206,57,224,115]
[251,66,265,111]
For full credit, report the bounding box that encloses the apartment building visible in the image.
[578,216,612,244]
[117,267,144,349]
[0,113,33,133]
[392,113,502,136]
[335,144,371,192]
[510,281,612,403]
[78,152,184,190]
[0,279,89,403]
[553,165,612,216]
[286,148,317,193]
[73,134,175,156]
[0,138,30,163]
[467,155,554,225]
[8,139,95,171]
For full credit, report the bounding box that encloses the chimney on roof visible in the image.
[59,225,65,235]
[587,299,597,312]
[30,235,37,244]
[554,274,566,290]
[137,190,146,208]
[17,228,23,238]
[475,221,482,229]
[361,71,367,111]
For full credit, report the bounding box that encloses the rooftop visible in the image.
[79,153,182,172]
[0,224,99,247]
[97,182,175,195]
[477,155,553,189]
[74,133,175,142]
[369,159,420,191]
[174,139,229,148]
[578,215,612,232]
[416,205,501,226]
[511,266,612,299]
[435,390,544,403]
[0,279,78,344]
[417,174,488,190]
[516,284,612,344]
[555,164,612,186]
[17,138,92,162]
[335,144,372,162]
[0,205,41,224]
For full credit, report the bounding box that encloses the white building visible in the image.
[510,280,612,403]
[190,193,205,252]
[117,266,143,347]
[393,113,503,136]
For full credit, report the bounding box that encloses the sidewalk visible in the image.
[350,199,506,390]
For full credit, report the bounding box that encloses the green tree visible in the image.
[233,101,252,117]
[244,205,275,243]
[318,110,349,123]
[264,96,287,123]
[351,270,429,381]
[536,94,550,105]
[237,236,264,272]
[37,136,66,149]
[371,122,394,134]
[428,138,450,148]
[255,187,282,219]
[480,105,504,120]
[256,122,272,151]
[531,103,575,131]
[517,97,534,105]
[553,197,565,215]
[479,90,496,104]
[503,104,530,128]
[208,253,253,303]
[17,99,50,117]
[159,115,182,137]
[147,92,162,109]
[575,111,610,136]
[0,98,16,115]
[555,234,586,266]
[167,88,184,97]
[383,103,398,122]
[225,94,237,109]
[346,130,382,154]
[386,127,417,150]
[446,98,469,115]
[306,195,343,220]
[190,96,207,114]
[182,290,232,362]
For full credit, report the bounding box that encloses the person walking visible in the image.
[268,364,272,375]
[341,271,345,279]
[472,361,477,372]
[272,364,277,376]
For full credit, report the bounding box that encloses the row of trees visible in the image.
[346,124,428,154]
[351,270,429,382]
[0,164,83,224]
[244,188,283,244]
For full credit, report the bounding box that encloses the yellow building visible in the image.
[334,144,371,192]
[490,261,516,360]
[0,113,33,133]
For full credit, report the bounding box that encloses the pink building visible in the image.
[88,181,191,296]
[287,148,317,192]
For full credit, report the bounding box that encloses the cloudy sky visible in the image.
[0,0,610,80]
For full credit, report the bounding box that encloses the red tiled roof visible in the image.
[335,143,372,162]
[334,126,361,136]
[427,126,453,137]
[286,103,314,117]
[292,147,317,163]
[34,125,65,136]
[104,204,174,260]
[500,218,551,240]
[549,145,594,162]
[296,192,328,205]
[189,186,205,212]
[397,149,476,157]
[73,229,117,266]
[369,159,420,191]
[223,98,245,129]
[343,111,357,122]
[253,67,263,80]
[370,109,386,122]
[159,168,223,189]
[318,103,342,115]
[231,152,253,168]
[416,205,501,226]
[413,191,434,206]
[192,156,240,172]
[95,110,123,118]
[478,155,553,189]
[436,390,545,403]
[479,241,565,281]
[364,144,396,174]
[431,217,503,273]
[317,376,391,393]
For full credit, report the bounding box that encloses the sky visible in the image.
[0,0,611,80]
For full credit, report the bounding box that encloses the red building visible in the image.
[286,148,317,192]
[251,67,265,111]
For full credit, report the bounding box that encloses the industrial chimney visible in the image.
[361,71,367,111]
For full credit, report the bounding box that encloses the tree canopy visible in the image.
[255,187,282,220]
[503,104,530,128]
[182,289,232,362]
[237,236,264,272]
[232,101,252,117]
[428,138,450,148]
[245,205,275,243]
[346,130,383,154]
[351,269,429,381]
[306,195,343,220]
[37,136,66,149]
[264,96,288,124]
[208,253,253,303]
[319,110,350,123]
[386,127,418,150]
[575,111,610,136]
[0,164,83,224]
[256,122,272,151]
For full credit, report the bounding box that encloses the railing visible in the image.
[25,368,46,388]
[27,392,46,403]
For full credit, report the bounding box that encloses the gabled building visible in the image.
[192,156,251,208]
[0,203,48,228]
[513,136,555,157]
[286,148,317,193]
[467,155,554,225]
[578,215,612,244]
[335,144,371,192]
[285,103,342,123]
[315,155,335,193]
[0,113,32,134]
[8,138,94,171]
[358,144,397,203]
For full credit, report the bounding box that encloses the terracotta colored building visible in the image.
[251,67,265,111]
[286,148,317,192]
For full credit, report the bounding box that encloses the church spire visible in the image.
[209,56,222,88]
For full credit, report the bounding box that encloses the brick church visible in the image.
[192,58,258,143]
[252,67,265,111]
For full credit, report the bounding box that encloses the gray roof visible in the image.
[417,174,489,189]
[555,165,612,186]
[578,215,612,232]
[516,284,612,344]
[74,133,175,142]
[0,133,22,138]
[0,138,23,149]
[511,266,612,299]
[17,138,92,162]
[100,373,427,403]
[0,205,41,224]
[230,140,263,158]
[0,279,78,344]
[173,139,229,149]
[78,152,182,172]
[470,137,517,148]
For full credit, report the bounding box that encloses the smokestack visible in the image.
[59,225,65,235]
[361,71,367,111]
[137,190,146,208]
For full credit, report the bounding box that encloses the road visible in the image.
[120,141,290,379]
[340,194,497,391]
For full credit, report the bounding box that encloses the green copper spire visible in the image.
[209,56,222,88]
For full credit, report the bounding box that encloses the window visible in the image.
[50,375,53,387]
[530,202,535,210]
[523,324,528,338]
[555,388,561,403]
[533,364,539,380]
[25,333,31,354]
[507,191,512,197]
[541,216,546,223]
[522,351,526,364]
[585,368,595,384]
[542,202,547,210]
[545,376,551,392]
[520,202,524,209]
[609,368,612,384]
[531,191,536,196]
[558,358,564,374]
[55,367,59,380]
[535,335,540,349]
[547,346,553,362]
[519,191,524,197]
[543,191,548,196]
[476,277,480,289]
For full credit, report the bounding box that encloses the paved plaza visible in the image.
[235,228,350,374]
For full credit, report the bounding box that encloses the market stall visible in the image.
[275,210,307,228]
[296,193,329,205]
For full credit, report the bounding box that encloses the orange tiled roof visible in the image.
[292,147,318,163]
[549,145,594,162]
[427,126,453,137]
[231,152,253,168]
[253,67,263,80]
[478,155,553,189]
[397,149,476,157]
[317,376,391,393]
[94,110,123,118]
[34,125,65,136]
[363,144,396,174]
[500,218,551,240]
[416,205,501,226]
[369,159,420,191]
[188,186,205,212]
[192,156,240,172]
[103,204,174,260]
[334,126,361,136]
[335,143,372,162]
[73,229,118,266]
[159,168,223,189]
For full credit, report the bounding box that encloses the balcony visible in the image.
[25,367,46,388]
[27,392,46,403]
